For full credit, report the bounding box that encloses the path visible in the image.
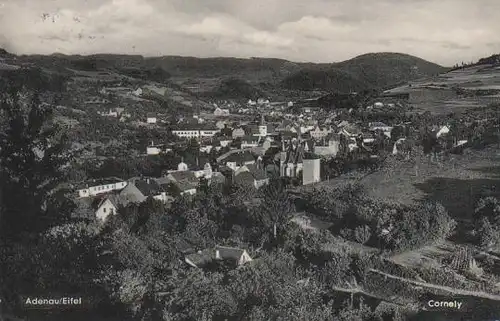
[369,269,500,301]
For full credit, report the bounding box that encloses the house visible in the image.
[309,125,331,140]
[214,107,230,116]
[164,171,199,196]
[119,178,171,204]
[133,88,143,96]
[340,124,362,138]
[436,125,450,138]
[146,141,163,155]
[146,113,157,124]
[215,120,227,129]
[234,163,269,189]
[94,195,120,222]
[185,246,253,269]
[241,135,260,148]
[171,124,220,139]
[369,122,393,137]
[76,178,128,198]
[223,151,255,171]
[232,128,246,139]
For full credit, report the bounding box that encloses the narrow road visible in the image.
[369,269,500,301]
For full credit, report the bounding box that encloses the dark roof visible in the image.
[174,180,198,192]
[146,113,157,117]
[283,142,305,164]
[245,164,268,181]
[234,171,255,186]
[281,131,298,138]
[226,151,255,163]
[216,246,248,261]
[210,172,226,184]
[134,179,164,197]
[241,135,259,143]
[185,249,215,267]
[168,171,198,183]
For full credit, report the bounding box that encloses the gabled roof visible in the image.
[245,164,268,181]
[175,180,198,192]
[234,171,255,186]
[216,246,248,261]
[167,170,198,183]
[226,151,255,163]
[185,249,215,268]
[134,179,164,197]
[241,135,259,143]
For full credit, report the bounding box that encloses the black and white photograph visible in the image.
[1,0,500,320]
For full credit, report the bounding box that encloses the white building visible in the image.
[147,146,161,155]
[302,158,321,185]
[172,128,220,139]
[147,114,157,124]
[214,107,230,116]
[77,178,128,198]
[133,88,143,96]
[95,197,118,222]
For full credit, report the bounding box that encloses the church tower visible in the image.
[258,114,267,137]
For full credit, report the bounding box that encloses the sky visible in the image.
[0,0,499,66]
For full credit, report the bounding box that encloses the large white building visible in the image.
[172,128,220,139]
[76,178,128,198]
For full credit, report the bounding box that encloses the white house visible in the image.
[214,107,230,116]
[77,178,128,198]
[147,141,162,155]
[147,146,161,155]
[436,125,450,138]
[133,88,143,96]
[369,122,393,138]
[146,113,157,124]
[95,197,118,222]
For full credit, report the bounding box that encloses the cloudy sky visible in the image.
[0,0,499,66]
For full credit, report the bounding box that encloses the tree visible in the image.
[474,197,500,229]
[0,88,71,240]
[476,216,499,250]
[257,179,294,245]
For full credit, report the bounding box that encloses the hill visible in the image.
[2,50,448,100]
[282,52,447,92]
[202,77,266,100]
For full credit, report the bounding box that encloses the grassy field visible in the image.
[342,147,500,222]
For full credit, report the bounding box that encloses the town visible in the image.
[2,43,500,321]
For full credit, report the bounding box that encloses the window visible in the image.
[103,207,106,213]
